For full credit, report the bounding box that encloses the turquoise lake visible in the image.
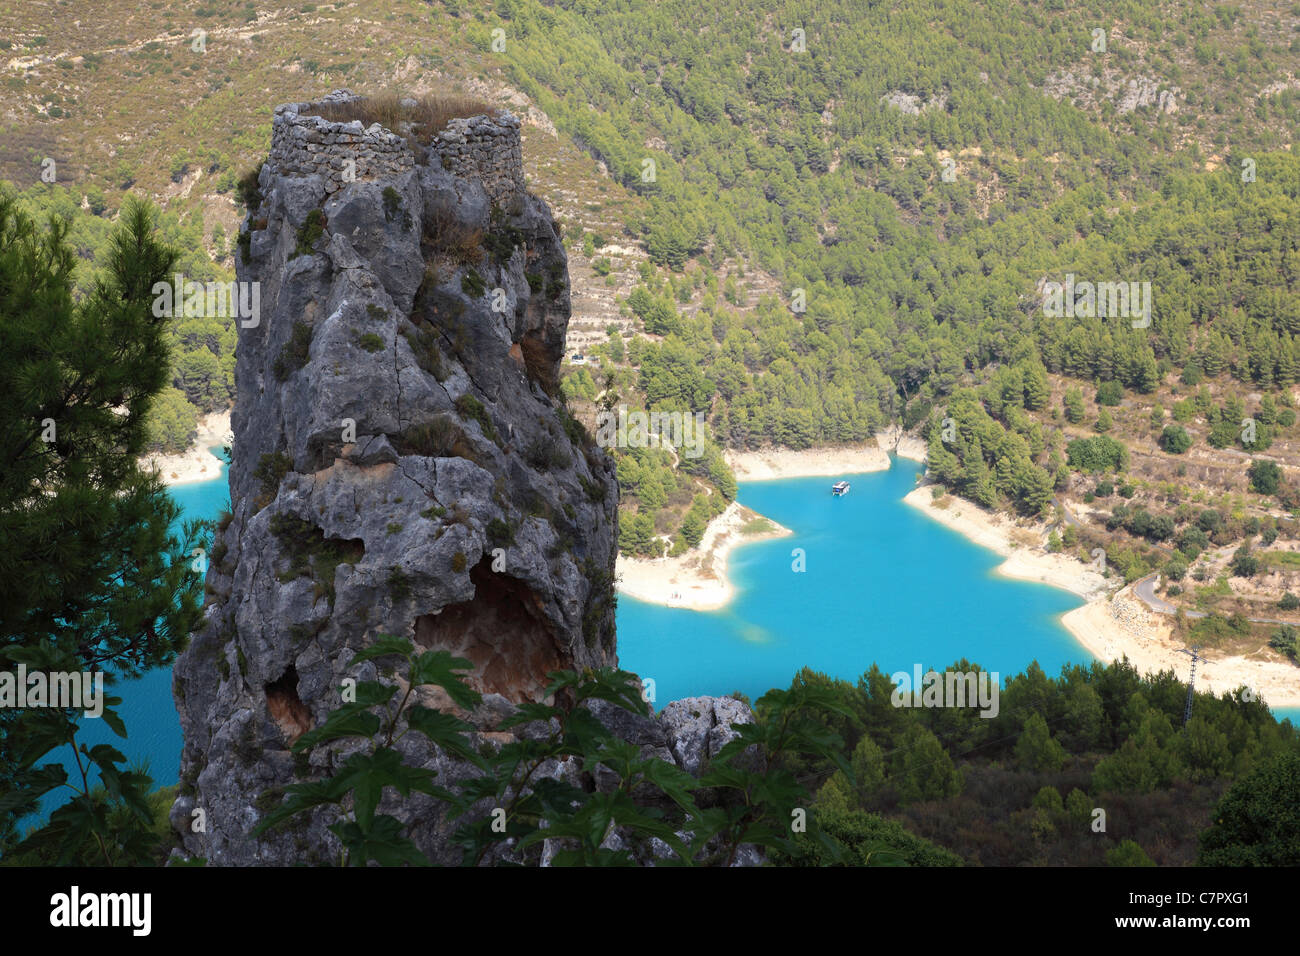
[35,453,1299,821]
[617,460,1089,705]
[36,453,232,817]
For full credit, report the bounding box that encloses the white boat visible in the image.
[832,480,850,496]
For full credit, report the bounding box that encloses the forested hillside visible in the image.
[775,659,1298,866]
[5,0,1300,560]
[486,0,1300,448]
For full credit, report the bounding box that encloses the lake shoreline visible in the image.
[725,429,927,482]
[903,485,1300,710]
[901,485,1110,600]
[615,501,792,611]
[142,410,232,488]
[619,435,926,610]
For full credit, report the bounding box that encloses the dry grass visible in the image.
[520,333,559,396]
[308,92,496,146]
[1010,528,1041,548]
[423,204,484,267]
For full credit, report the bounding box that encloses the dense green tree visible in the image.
[0,195,205,850]
[1106,839,1157,867]
[1063,387,1086,424]
[895,725,964,805]
[1015,713,1067,772]
[146,386,200,454]
[1159,425,1192,454]
[1248,459,1282,496]
[1092,714,1183,794]
[1198,750,1300,866]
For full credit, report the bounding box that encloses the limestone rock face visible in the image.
[659,697,754,776]
[171,91,622,865]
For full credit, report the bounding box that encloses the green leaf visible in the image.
[347,634,415,666]
[99,706,128,740]
[496,701,563,729]
[291,704,381,751]
[636,758,698,811]
[409,650,481,709]
[350,680,399,707]
[84,743,128,768]
[404,706,485,766]
[329,814,429,866]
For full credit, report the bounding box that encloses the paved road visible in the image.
[1051,496,1082,528]
[1132,572,1290,626]
[1134,573,1202,617]
[1059,499,1290,628]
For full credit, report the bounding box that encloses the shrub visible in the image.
[382,186,402,222]
[525,435,571,471]
[356,332,385,353]
[1159,425,1192,454]
[273,322,313,380]
[309,92,495,147]
[455,393,497,440]
[486,518,514,546]
[400,416,461,457]
[1096,381,1124,406]
[1066,435,1128,473]
[1107,839,1156,867]
[293,208,326,258]
[1248,459,1282,496]
[424,205,484,266]
[1229,545,1258,578]
[403,326,445,380]
[461,268,486,297]
[253,452,292,505]
[237,163,264,211]
[484,210,525,265]
[388,568,412,602]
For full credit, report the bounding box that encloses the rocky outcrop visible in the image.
[171,91,755,866]
[171,90,623,864]
[1042,69,1180,116]
[876,424,928,463]
[658,697,754,775]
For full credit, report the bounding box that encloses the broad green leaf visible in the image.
[409,650,480,710]
[291,704,381,751]
[99,706,128,740]
[404,706,485,767]
[347,635,415,666]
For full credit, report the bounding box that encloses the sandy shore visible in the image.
[726,445,890,481]
[1063,594,1300,709]
[141,410,232,486]
[633,438,923,609]
[616,501,791,611]
[904,485,1300,709]
[902,486,1108,599]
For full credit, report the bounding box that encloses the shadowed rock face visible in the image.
[170,91,621,865]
